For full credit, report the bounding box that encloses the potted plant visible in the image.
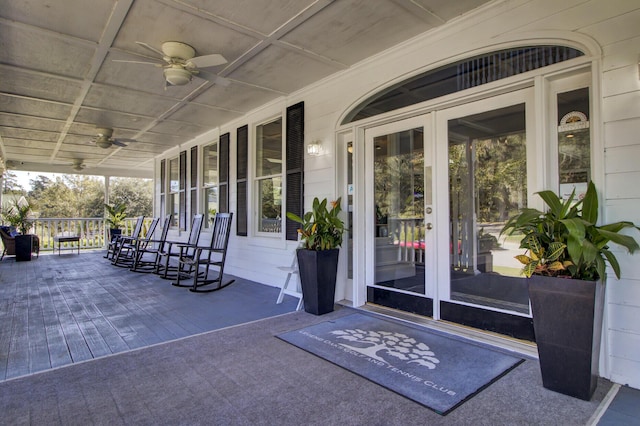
[287,197,345,315]
[104,202,127,240]
[2,196,36,261]
[501,181,639,400]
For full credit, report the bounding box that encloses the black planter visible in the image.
[528,275,604,400]
[109,228,122,241]
[296,248,339,315]
[15,234,33,262]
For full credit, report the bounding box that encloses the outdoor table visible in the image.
[53,234,80,255]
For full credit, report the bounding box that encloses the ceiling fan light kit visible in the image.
[164,67,192,86]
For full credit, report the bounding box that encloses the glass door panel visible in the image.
[447,103,530,314]
[364,115,435,316]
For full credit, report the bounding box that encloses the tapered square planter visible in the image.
[296,248,339,315]
[15,234,33,262]
[528,275,605,400]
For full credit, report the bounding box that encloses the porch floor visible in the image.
[0,250,637,424]
[0,250,299,381]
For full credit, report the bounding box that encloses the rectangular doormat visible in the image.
[278,313,524,415]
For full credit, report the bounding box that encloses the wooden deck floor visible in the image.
[0,250,298,381]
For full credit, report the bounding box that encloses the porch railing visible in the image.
[28,217,143,252]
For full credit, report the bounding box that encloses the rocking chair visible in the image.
[105,216,144,261]
[130,214,172,273]
[156,214,204,279]
[112,217,159,268]
[172,212,234,293]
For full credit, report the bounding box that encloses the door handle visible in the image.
[426,223,433,230]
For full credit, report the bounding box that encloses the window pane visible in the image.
[169,158,179,193]
[557,87,590,199]
[256,118,282,177]
[202,142,218,186]
[257,177,282,233]
[204,187,218,227]
[169,193,179,227]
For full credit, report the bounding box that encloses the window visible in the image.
[343,46,584,124]
[255,117,283,234]
[556,87,590,199]
[202,142,218,228]
[168,157,180,227]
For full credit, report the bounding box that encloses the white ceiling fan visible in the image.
[90,127,137,149]
[114,41,230,88]
[67,159,86,172]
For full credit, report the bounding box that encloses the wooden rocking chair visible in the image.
[155,214,204,279]
[172,213,234,293]
[112,217,159,268]
[130,214,172,273]
[105,216,144,261]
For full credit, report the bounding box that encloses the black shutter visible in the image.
[179,150,187,230]
[160,159,166,217]
[286,102,304,241]
[236,125,248,236]
[219,132,230,214]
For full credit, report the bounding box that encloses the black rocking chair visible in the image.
[105,216,145,261]
[173,213,234,293]
[156,214,204,279]
[130,214,172,273]
[112,217,159,268]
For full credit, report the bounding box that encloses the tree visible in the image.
[2,171,25,195]
[110,178,153,217]
[330,328,440,369]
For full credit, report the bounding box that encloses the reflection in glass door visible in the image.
[365,116,434,316]
[447,103,530,314]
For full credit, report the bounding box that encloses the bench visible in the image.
[53,234,80,255]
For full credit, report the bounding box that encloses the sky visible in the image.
[11,170,58,191]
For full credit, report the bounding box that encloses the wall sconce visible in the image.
[307,140,322,156]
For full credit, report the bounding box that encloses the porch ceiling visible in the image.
[0,0,491,179]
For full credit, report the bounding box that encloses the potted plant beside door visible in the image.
[104,202,127,240]
[501,181,639,400]
[287,197,345,315]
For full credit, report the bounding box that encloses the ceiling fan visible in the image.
[114,41,229,87]
[90,128,136,149]
[68,159,86,172]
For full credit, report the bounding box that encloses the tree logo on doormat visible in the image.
[330,328,440,369]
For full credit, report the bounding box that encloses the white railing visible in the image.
[28,217,143,252]
[385,217,426,265]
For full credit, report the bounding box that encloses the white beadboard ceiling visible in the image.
[0,0,491,178]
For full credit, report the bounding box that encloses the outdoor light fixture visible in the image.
[307,140,322,156]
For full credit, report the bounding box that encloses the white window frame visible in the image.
[254,116,283,237]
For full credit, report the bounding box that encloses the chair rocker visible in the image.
[130,215,172,273]
[105,216,144,261]
[173,212,234,293]
[156,214,204,279]
[112,217,159,268]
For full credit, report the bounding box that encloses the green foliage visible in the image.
[110,178,153,217]
[104,202,127,229]
[2,196,33,234]
[501,181,640,280]
[286,197,345,251]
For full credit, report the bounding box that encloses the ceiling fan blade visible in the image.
[113,60,164,67]
[136,41,165,57]
[197,70,231,87]
[114,138,137,143]
[187,53,227,69]
[112,140,128,147]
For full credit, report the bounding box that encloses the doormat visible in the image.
[278,313,524,415]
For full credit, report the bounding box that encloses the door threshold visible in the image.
[339,301,538,359]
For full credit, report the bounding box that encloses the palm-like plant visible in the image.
[104,202,127,229]
[2,196,34,235]
[501,181,639,280]
[287,197,345,250]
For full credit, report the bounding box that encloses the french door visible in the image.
[433,89,536,339]
[364,115,436,316]
[359,89,538,339]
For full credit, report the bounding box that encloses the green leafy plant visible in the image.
[287,197,345,250]
[104,202,127,229]
[2,196,34,234]
[501,181,639,280]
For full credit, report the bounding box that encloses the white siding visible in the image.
[154,0,640,387]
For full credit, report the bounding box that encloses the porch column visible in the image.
[104,175,110,247]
